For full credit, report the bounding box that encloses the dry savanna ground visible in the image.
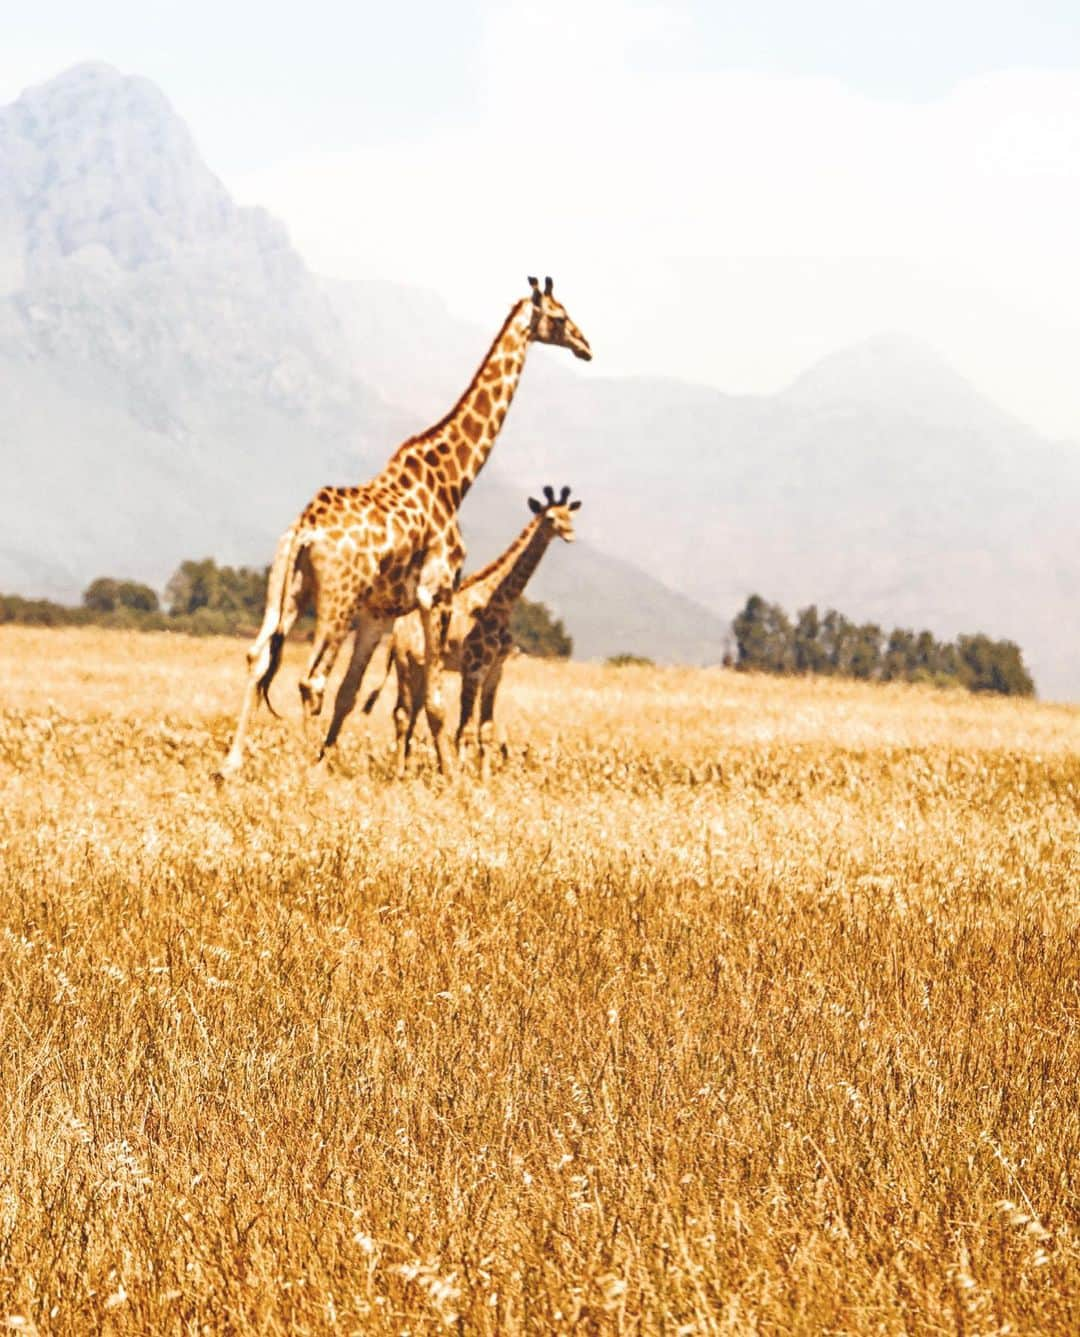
[1,625,1079,1334]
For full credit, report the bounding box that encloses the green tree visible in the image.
[83,577,160,615]
[117,580,159,613]
[793,604,829,674]
[164,558,268,626]
[82,577,121,613]
[820,609,855,675]
[882,628,917,682]
[733,594,769,669]
[913,630,941,679]
[214,564,268,618]
[733,595,794,672]
[729,595,1036,696]
[850,623,883,680]
[935,640,961,683]
[165,559,221,616]
[957,635,1034,697]
[0,594,72,626]
[510,598,572,658]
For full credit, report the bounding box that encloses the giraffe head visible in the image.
[526,276,592,361]
[528,485,582,542]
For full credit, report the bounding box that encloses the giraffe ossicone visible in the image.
[215,280,592,781]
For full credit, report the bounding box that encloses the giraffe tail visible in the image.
[255,523,304,720]
[257,631,286,718]
[362,641,395,715]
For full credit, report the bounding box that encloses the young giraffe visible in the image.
[363,486,581,780]
[217,278,591,779]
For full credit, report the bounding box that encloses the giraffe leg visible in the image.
[418,599,456,778]
[405,667,425,761]
[391,651,413,780]
[318,619,389,759]
[393,657,425,779]
[455,671,482,772]
[299,616,350,722]
[217,529,306,779]
[478,660,505,783]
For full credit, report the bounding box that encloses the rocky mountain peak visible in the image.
[782,331,1002,429]
[1,62,235,275]
[0,62,366,432]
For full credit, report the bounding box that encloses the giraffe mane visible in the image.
[458,515,547,591]
[390,299,530,454]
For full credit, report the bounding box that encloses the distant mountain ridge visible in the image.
[0,63,730,666]
[3,64,1080,692]
[323,279,1080,696]
[783,332,1003,423]
[4,62,235,274]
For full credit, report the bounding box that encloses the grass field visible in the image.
[1,624,1079,1334]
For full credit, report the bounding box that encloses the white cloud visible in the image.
[192,2,1080,437]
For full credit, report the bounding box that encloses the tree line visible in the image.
[0,558,573,657]
[0,563,1036,689]
[732,594,1034,696]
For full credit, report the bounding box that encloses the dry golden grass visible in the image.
[1,625,1079,1334]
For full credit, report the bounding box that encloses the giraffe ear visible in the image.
[544,276,554,295]
[528,497,543,514]
[568,499,582,511]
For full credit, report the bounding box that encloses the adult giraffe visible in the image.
[363,486,581,780]
[217,277,591,779]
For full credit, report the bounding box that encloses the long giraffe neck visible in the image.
[464,514,554,613]
[389,299,533,509]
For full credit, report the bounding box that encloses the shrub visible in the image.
[510,599,573,658]
[606,653,655,667]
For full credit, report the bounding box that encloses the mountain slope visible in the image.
[0,63,397,591]
[6,64,1079,690]
[324,280,1080,697]
[0,64,729,665]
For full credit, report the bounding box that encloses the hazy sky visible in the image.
[5,1,1080,438]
